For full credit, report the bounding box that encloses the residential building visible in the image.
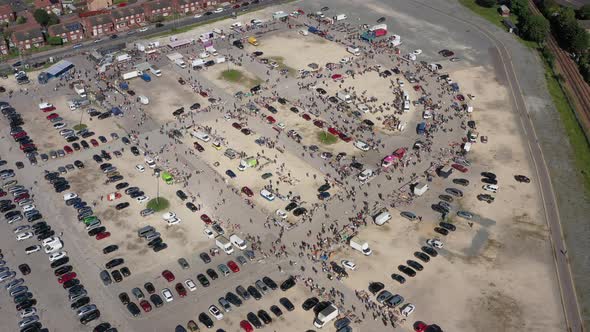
[34,0,63,15]
[143,0,174,20]
[0,3,15,22]
[48,20,84,43]
[174,0,203,14]
[112,5,145,31]
[0,34,8,55]
[82,13,114,37]
[11,27,45,50]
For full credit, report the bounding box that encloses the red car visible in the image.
[162,270,175,282]
[232,122,242,130]
[301,113,311,121]
[41,106,56,112]
[297,9,304,14]
[14,194,30,203]
[227,260,240,273]
[0,190,6,197]
[328,127,339,136]
[139,300,152,312]
[338,132,353,142]
[194,142,204,152]
[199,91,208,97]
[175,282,187,297]
[200,214,212,225]
[64,145,73,154]
[20,143,35,151]
[241,186,253,197]
[46,113,59,120]
[331,74,342,80]
[451,163,468,173]
[12,132,26,139]
[240,320,254,332]
[266,116,276,124]
[233,4,240,8]
[90,139,99,147]
[313,120,324,128]
[414,322,429,332]
[96,232,111,240]
[58,272,77,284]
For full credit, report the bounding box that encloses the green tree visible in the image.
[33,9,50,26]
[47,36,63,45]
[570,26,590,54]
[16,16,27,24]
[47,13,59,26]
[520,14,550,43]
[510,0,529,17]
[575,4,590,19]
[539,0,559,16]
[476,0,496,8]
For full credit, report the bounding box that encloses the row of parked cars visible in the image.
[2,101,39,165]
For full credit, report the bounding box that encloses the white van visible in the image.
[358,169,373,182]
[403,100,410,112]
[260,189,275,201]
[373,211,391,226]
[229,234,247,250]
[149,65,162,77]
[347,46,360,56]
[191,131,210,142]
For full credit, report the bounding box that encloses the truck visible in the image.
[229,234,247,250]
[417,122,426,135]
[337,91,352,104]
[413,182,429,196]
[346,46,360,56]
[122,70,140,80]
[116,53,131,62]
[247,36,259,46]
[192,59,205,68]
[216,236,234,255]
[333,14,347,21]
[149,65,162,77]
[373,211,391,226]
[74,84,86,97]
[349,237,372,255]
[215,56,226,64]
[313,303,339,328]
[140,73,151,82]
[175,58,187,68]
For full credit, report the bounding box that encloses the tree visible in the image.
[33,9,50,26]
[570,26,590,54]
[16,16,27,24]
[47,36,63,45]
[520,14,550,43]
[476,0,496,8]
[510,0,529,17]
[47,13,59,26]
[575,4,590,20]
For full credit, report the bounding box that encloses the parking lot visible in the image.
[0,0,570,332]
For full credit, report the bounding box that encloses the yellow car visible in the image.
[212,141,222,150]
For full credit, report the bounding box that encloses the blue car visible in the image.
[318,191,331,200]
[225,170,237,178]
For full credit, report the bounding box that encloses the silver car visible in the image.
[18,315,39,328]
[0,271,16,283]
[77,304,97,317]
[217,264,230,276]
[99,270,112,286]
[255,280,268,294]
[5,278,24,290]
[9,285,28,297]
[218,297,231,312]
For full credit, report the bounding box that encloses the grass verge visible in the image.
[73,124,87,131]
[147,197,170,211]
[317,132,338,145]
[221,69,244,82]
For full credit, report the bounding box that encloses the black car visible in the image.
[71,297,90,310]
[481,177,498,185]
[186,202,198,212]
[127,302,140,317]
[16,299,37,311]
[92,155,103,163]
[422,246,438,257]
[93,322,112,332]
[119,292,130,305]
[440,222,456,231]
[313,301,332,315]
[414,251,431,263]
[391,273,406,284]
[198,312,214,328]
[111,270,123,283]
[130,146,140,156]
[292,207,307,216]
[407,260,424,271]
[88,227,106,238]
[279,297,294,311]
[284,202,297,211]
[233,40,244,49]
[434,227,449,236]
[120,267,131,277]
[225,292,243,307]
[54,265,73,276]
[105,258,124,269]
[206,268,219,280]
[103,245,118,255]
[262,276,277,290]
[431,204,448,214]
[247,312,263,328]
[80,309,100,325]
[481,172,496,179]
[368,282,385,294]
[270,304,283,317]
[515,175,531,183]
[398,265,416,277]
[115,182,129,190]
[153,242,167,252]
[176,190,188,200]
[115,202,130,210]
[190,103,201,110]
[199,252,211,263]
[247,286,262,300]
[280,276,295,291]
[63,279,80,289]
[197,274,210,287]
[302,297,319,311]
[18,264,31,275]
[258,309,272,324]
[50,257,69,268]
[150,293,164,308]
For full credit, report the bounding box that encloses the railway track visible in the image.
[529,0,590,138]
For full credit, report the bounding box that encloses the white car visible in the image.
[341,260,356,270]
[354,140,370,151]
[401,303,415,317]
[63,192,78,201]
[275,209,287,219]
[20,307,37,318]
[340,57,351,64]
[413,49,422,55]
[145,158,156,168]
[16,232,33,241]
[162,288,174,302]
[13,225,30,234]
[208,305,224,320]
[185,279,197,292]
[423,110,432,119]
[48,251,67,262]
[482,184,498,193]
[213,7,223,13]
[136,195,149,203]
[162,212,176,220]
[358,169,373,182]
[203,228,214,238]
[21,204,36,212]
[166,217,181,225]
[53,122,66,129]
[194,13,202,18]
[397,78,404,87]
[25,245,41,255]
[277,122,286,129]
[135,164,145,173]
[260,189,275,201]
[138,27,148,32]
[426,238,444,249]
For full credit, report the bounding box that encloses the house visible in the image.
[0,3,15,22]
[498,5,510,17]
[112,5,145,31]
[174,0,202,14]
[143,0,174,20]
[502,18,518,34]
[0,34,8,55]
[48,20,84,43]
[11,27,45,50]
[82,13,114,37]
[34,0,63,15]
